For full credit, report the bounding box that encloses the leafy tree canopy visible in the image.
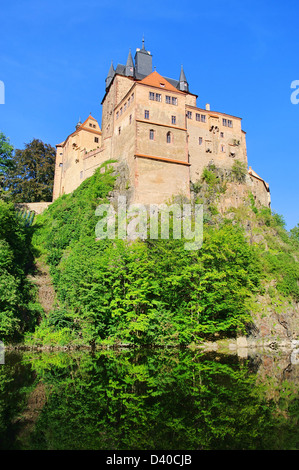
[5,139,56,203]
[0,132,14,197]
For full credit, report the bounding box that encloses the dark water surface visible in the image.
[0,348,298,450]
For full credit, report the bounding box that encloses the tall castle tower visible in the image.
[53,40,270,207]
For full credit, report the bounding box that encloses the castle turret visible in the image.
[125,49,134,77]
[105,61,115,90]
[75,117,82,130]
[179,65,189,92]
[134,37,152,78]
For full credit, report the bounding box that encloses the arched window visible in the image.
[149,129,155,140]
[166,131,172,143]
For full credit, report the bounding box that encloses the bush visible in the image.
[0,200,39,341]
[231,160,247,183]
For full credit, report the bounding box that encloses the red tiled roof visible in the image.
[139,71,185,94]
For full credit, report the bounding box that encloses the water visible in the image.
[0,348,298,450]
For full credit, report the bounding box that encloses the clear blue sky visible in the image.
[0,0,298,229]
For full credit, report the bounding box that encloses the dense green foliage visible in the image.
[0,201,40,341]
[0,132,14,198]
[1,350,298,450]
[30,162,264,346]
[232,202,299,303]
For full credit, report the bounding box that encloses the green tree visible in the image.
[0,132,14,198]
[6,139,56,202]
[290,223,299,242]
[0,200,40,341]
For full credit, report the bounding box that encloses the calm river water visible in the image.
[0,348,298,450]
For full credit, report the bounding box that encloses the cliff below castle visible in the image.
[9,159,294,353]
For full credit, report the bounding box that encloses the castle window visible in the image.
[94,137,99,143]
[199,137,203,145]
[228,120,233,128]
[144,110,150,119]
[221,144,225,152]
[201,115,206,123]
[166,131,172,143]
[196,113,200,121]
[223,118,227,126]
[131,93,134,101]
[166,95,178,105]
[171,115,176,125]
[120,107,123,115]
[118,127,121,135]
[129,114,132,124]
[124,103,127,111]
[149,92,155,100]
[149,129,155,140]
[220,132,224,138]
[128,97,130,106]
[187,111,192,119]
[89,123,92,127]
[116,111,119,120]
[155,93,162,102]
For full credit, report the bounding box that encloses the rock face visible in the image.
[247,297,299,345]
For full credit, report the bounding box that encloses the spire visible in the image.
[76,117,82,130]
[125,49,134,77]
[105,60,115,89]
[179,65,189,92]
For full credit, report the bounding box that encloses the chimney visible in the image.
[206,103,210,111]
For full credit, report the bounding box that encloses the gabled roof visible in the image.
[139,71,185,94]
[56,115,101,148]
[248,167,270,191]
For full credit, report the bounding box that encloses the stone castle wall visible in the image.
[53,68,270,209]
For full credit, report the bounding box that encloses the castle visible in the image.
[52,40,271,208]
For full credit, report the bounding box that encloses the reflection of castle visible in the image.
[53,39,270,207]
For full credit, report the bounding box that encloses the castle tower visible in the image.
[179,65,189,92]
[125,49,134,77]
[105,61,115,90]
[134,37,152,78]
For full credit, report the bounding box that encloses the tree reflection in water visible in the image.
[0,348,298,450]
